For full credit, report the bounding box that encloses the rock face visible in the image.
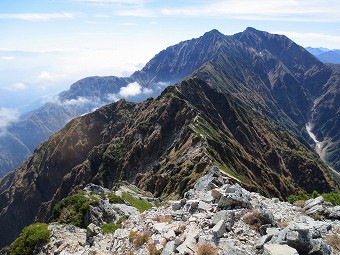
[1,28,340,248]
[32,168,339,255]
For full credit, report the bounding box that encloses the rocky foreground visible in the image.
[34,167,340,255]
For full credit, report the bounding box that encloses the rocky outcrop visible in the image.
[33,168,340,255]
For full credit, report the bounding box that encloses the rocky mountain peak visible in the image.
[202,29,225,40]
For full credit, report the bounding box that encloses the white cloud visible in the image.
[104,82,154,101]
[273,31,340,49]
[43,95,92,107]
[38,71,55,81]
[119,82,142,97]
[0,12,77,21]
[63,97,90,106]
[0,108,19,135]
[76,0,148,4]
[1,56,15,60]
[119,22,139,26]
[93,14,110,18]
[6,82,27,91]
[142,87,153,95]
[106,93,120,102]
[160,0,340,22]
[115,9,155,17]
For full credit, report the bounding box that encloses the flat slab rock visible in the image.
[263,244,299,255]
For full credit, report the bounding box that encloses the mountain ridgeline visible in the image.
[0,27,339,248]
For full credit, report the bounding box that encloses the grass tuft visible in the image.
[122,192,153,212]
[196,242,218,255]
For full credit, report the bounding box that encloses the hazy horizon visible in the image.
[1,0,340,127]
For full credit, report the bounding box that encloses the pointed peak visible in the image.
[244,27,258,32]
[243,27,266,35]
[203,29,224,38]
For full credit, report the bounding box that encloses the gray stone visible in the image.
[329,206,340,219]
[64,225,76,233]
[212,210,228,224]
[154,222,168,234]
[256,234,272,249]
[285,222,313,253]
[84,183,110,194]
[263,244,299,255]
[211,189,223,199]
[84,199,118,226]
[218,193,251,209]
[260,224,272,236]
[111,203,139,217]
[161,241,177,255]
[260,210,275,225]
[272,198,280,203]
[305,205,324,215]
[225,184,239,193]
[183,200,199,212]
[212,219,226,238]
[309,238,332,255]
[164,229,176,241]
[176,234,197,255]
[212,210,235,230]
[266,227,281,236]
[217,184,251,209]
[86,223,100,238]
[172,201,182,211]
[218,238,250,255]
[304,196,324,210]
[198,201,212,211]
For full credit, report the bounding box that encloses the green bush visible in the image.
[107,192,124,204]
[9,223,50,255]
[122,192,152,212]
[288,191,340,205]
[101,215,128,234]
[52,192,98,227]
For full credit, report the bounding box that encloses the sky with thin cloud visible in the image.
[0,0,340,111]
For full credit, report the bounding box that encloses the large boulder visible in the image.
[218,184,251,209]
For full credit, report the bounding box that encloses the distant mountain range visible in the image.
[0,28,340,248]
[307,46,340,64]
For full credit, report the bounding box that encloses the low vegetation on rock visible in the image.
[132,231,150,248]
[52,192,99,227]
[107,192,124,204]
[288,191,340,205]
[9,223,50,255]
[101,215,128,234]
[122,192,153,212]
[196,242,218,255]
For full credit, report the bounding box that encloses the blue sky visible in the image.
[0,0,340,122]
